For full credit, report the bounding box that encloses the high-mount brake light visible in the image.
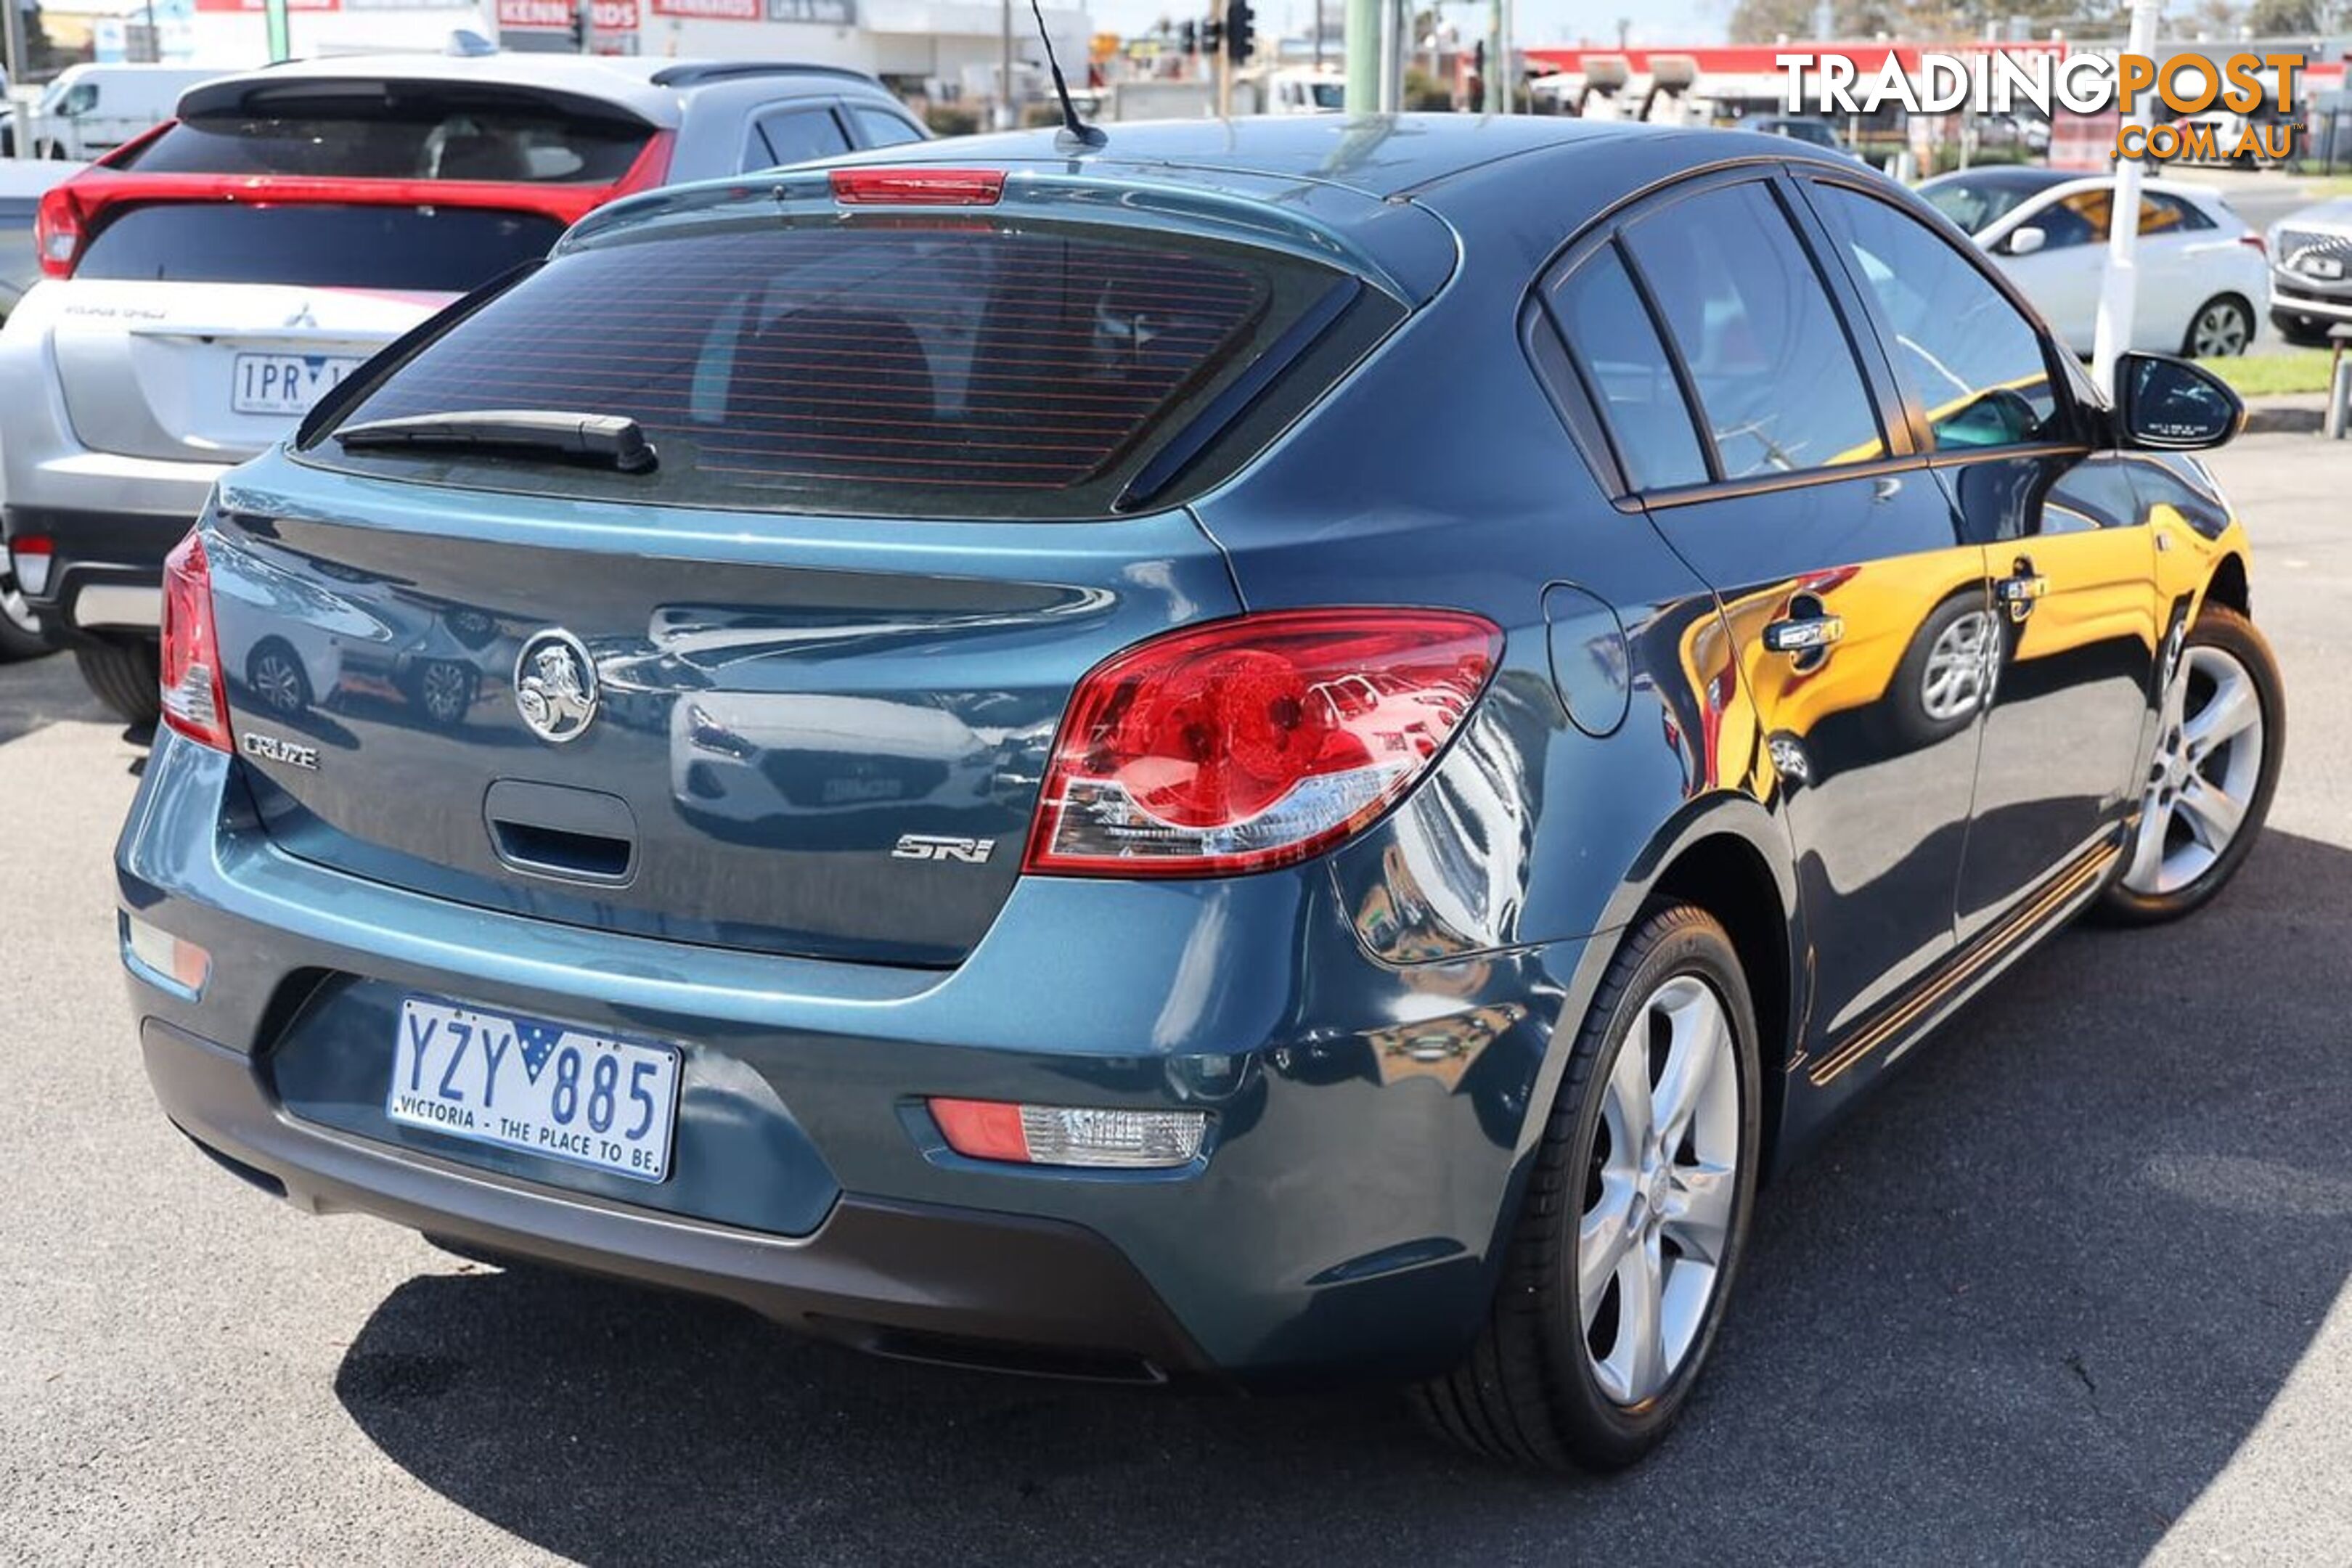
[828,168,1005,207]
[1024,608,1503,878]
[160,531,234,753]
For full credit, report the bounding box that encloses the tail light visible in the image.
[160,530,233,752]
[7,534,52,596]
[2239,233,2268,258]
[609,130,676,198]
[33,184,89,279]
[1024,608,1502,877]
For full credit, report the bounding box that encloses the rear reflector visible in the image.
[929,1098,1207,1169]
[829,168,1005,207]
[160,530,233,752]
[7,535,52,597]
[123,913,211,995]
[1026,608,1502,877]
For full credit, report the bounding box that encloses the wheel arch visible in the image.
[2204,551,2250,618]
[1612,796,1804,1172]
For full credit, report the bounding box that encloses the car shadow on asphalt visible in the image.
[329,828,2352,1566]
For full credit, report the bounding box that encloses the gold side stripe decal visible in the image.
[1808,841,2120,1087]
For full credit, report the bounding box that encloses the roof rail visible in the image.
[648,62,881,89]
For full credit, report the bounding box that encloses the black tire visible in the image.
[1885,591,2004,751]
[0,569,53,661]
[2096,604,2283,926]
[2181,294,2255,359]
[2271,316,2337,349]
[75,639,162,727]
[1410,905,1762,1471]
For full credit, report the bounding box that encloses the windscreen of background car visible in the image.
[115,102,653,183]
[304,219,1373,520]
[73,205,565,290]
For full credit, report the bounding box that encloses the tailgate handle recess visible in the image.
[484,780,638,886]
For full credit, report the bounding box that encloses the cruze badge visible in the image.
[514,630,599,744]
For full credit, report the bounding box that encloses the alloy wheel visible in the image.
[2190,301,2251,358]
[2122,644,2264,896]
[1920,609,1998,722]
[1580,973,1740,1408]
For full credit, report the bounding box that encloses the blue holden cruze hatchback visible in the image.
[118,115,2283,1469]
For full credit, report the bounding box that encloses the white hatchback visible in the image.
[1919,167,2269,360]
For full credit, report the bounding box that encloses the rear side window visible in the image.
[1543,245,1710,490]
[748,107,852,169]
[116,105,652,184]
[310,221,1362,519]
[1622,181,1886,479]
[849,107,926,149]
[75,204,565,290]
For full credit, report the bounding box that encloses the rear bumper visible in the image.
[147,1017,1212,1382]
[118,731,1593,1383]
[2,504,195,637]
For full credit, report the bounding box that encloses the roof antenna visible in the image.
[1027,0,1107,152]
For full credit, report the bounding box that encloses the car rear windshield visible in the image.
[118,104,651,184]
[77,204,566,290]
[305,219,1370,519]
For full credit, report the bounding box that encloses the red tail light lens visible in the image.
[33,184,88,279]
[2239,233,2268,258]
[829,168,1005,207]
[1025,609,1502,877]
[160,530,232,752]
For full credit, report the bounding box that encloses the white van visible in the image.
[24,65,224,161]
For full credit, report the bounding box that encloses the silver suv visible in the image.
[2269,197,2352,346]
[0,50,925,719]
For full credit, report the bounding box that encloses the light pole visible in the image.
[2092,0,2163,392]
[998,0,1016,130]
[2,0,31,155]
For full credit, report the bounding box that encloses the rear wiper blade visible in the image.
[335,410,657,473]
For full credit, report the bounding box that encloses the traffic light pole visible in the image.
[1214,0,1231,118]
[1,0,29,158]
[1345,0,1379,113]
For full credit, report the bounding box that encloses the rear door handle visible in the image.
[1763,615,1845,653]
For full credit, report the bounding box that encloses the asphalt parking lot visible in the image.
[1,433,2347,1566]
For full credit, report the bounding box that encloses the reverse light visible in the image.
[929,1098,1208,1169]
[159,530,232,752]
[1025,608,1502,877]
[7,534,52,597]
[829,168,1005,207]
[123,913,211,995]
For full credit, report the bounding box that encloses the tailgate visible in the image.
[209,452,1240,968]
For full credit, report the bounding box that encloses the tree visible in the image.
[2245,0,2320,30]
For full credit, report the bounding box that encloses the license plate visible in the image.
[2304,256,2345,280]
[386,996,682,1183]
[232,352,364,416]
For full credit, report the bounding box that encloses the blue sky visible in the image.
[1088,0,1727,50]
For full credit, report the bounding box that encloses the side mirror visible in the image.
[2115,351,2243,451]
[2004,225,2048,258]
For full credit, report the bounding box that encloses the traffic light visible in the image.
[1179,19,1196,54]
[1225,0,1254,63]
[1201,16,1223,55]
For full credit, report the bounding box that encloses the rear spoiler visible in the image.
[176,75,661,132]
[561,162,1455,309]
